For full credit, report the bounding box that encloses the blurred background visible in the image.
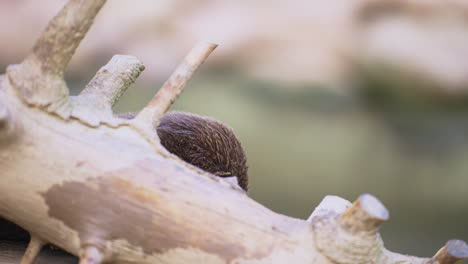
[1,0,467,259]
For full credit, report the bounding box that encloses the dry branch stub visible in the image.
[80,55,145,107]
[340,193,389,234]
[134,42,217,137]
[19,236,45,264]
[6,0,107,117]
[433,240,468,264]
[311,194,389,264]
[70,55,145,127]
[30,0,107,76]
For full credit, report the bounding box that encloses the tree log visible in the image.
[0,0,467,263]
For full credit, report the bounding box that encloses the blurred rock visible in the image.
[0,0,467,93]
[355,0,468,95]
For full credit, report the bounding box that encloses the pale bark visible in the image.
[20,236,45,264]
[134,42,218,137]
[6,0,107,117]
[71,55,145,127]
[0,0,467,263]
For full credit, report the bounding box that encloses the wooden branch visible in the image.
[433,240,468,264]
[70,55,145,127]
[311,194,390,264]
[134,42,217,136]
[30,0,107,76]
[6,0,106,117]
[20,236,45,264]
[340,193,389,234]
[80,55,145,107]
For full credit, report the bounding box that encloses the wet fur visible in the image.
[120,111,248,190]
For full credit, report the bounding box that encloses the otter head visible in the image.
[157,112,248,191]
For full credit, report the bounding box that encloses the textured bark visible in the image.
[0,0,467,263]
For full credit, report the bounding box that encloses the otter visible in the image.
[120,111,249,191]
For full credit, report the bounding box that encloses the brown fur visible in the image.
[118,112,248,190]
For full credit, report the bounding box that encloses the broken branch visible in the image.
[6,0,107,111]
[311,194,390,264]
[134,42,217,135]
[80,55,145,107]
[31,0,107,76]
[68,55,145,127]
[340,193,389,234]
[433,240,468,264]
[20,235,45,264]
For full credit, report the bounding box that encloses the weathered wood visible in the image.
[433,240,468,264]
[78,246,103,264]
[0,241,77,264]
[6,0,107,117]
[71,55,145,127]
[134,42,218,137]
[80,55,145,107]
[20,236,45,264]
